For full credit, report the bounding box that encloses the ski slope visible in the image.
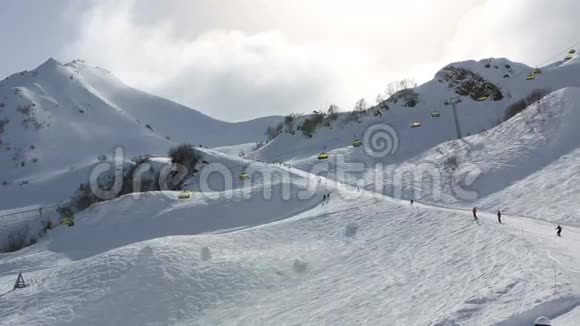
[0,58,280,210]
[259,84,580,228]
[1,164,579,325]
[2,53,580,325]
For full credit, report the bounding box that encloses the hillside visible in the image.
[2,52,580,325]
[248,54,580,227]
[1,162,579,325]
[253,55,580,164]
[0,58,280,209]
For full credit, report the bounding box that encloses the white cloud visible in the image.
[66,0,388,121]
[62,0,580,121]
[445,0,580,65]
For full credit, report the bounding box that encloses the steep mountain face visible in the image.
[437,65,504,101]
[0,58,280,208]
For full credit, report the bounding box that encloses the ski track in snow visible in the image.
[2,56,580,324]
[1,168,579,325]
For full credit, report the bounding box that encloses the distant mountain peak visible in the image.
[36,57,63,71]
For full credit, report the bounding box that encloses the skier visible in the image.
[410,199,414,205]
[472,207,478,219]
[322,194,326,202]
[497,210,502,224]
[327,193,331,201]
[556,225,562,237]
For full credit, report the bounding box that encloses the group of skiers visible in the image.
[409,201,563,237]
[322,193,331,204]
[472,207,563,236]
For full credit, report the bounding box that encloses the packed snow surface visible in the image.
[1,54,580,325]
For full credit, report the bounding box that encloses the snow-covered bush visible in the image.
[504,89,550,122]
[2,225,32,252]
[168,144,201,175]
[265,122,283,140]
[444,155,459,171]
[299,112,325,138]
[0,216,57,253]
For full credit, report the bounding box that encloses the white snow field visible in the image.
[0,176,579,325]
[1,53,580,325]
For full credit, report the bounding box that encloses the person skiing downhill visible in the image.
[472,207,478,219]
[497,210,502,224]
[556,225,562,237]
[410,199,414,205]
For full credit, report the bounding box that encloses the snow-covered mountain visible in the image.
[249,54,580,227]
[253,55,580,164]
[2,52,580,325]
[0,58,280,208]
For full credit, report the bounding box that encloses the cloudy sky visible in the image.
[2,0,579,121]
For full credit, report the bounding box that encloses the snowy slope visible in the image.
[3,53,580,325]
[0,172,578,325]
[252,56,580,166]
[247,58,580,228]
[0,58,280,209]
[361,87,580,226]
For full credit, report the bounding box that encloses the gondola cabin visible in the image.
[178,191,193,199]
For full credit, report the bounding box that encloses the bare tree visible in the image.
[354,98,367,112]
[384,78,418,98]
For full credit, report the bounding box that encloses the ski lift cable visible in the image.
[0,203,69,219]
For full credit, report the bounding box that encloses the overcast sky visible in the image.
[2,0,580,122]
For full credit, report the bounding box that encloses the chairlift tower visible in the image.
[445,96,463,139]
